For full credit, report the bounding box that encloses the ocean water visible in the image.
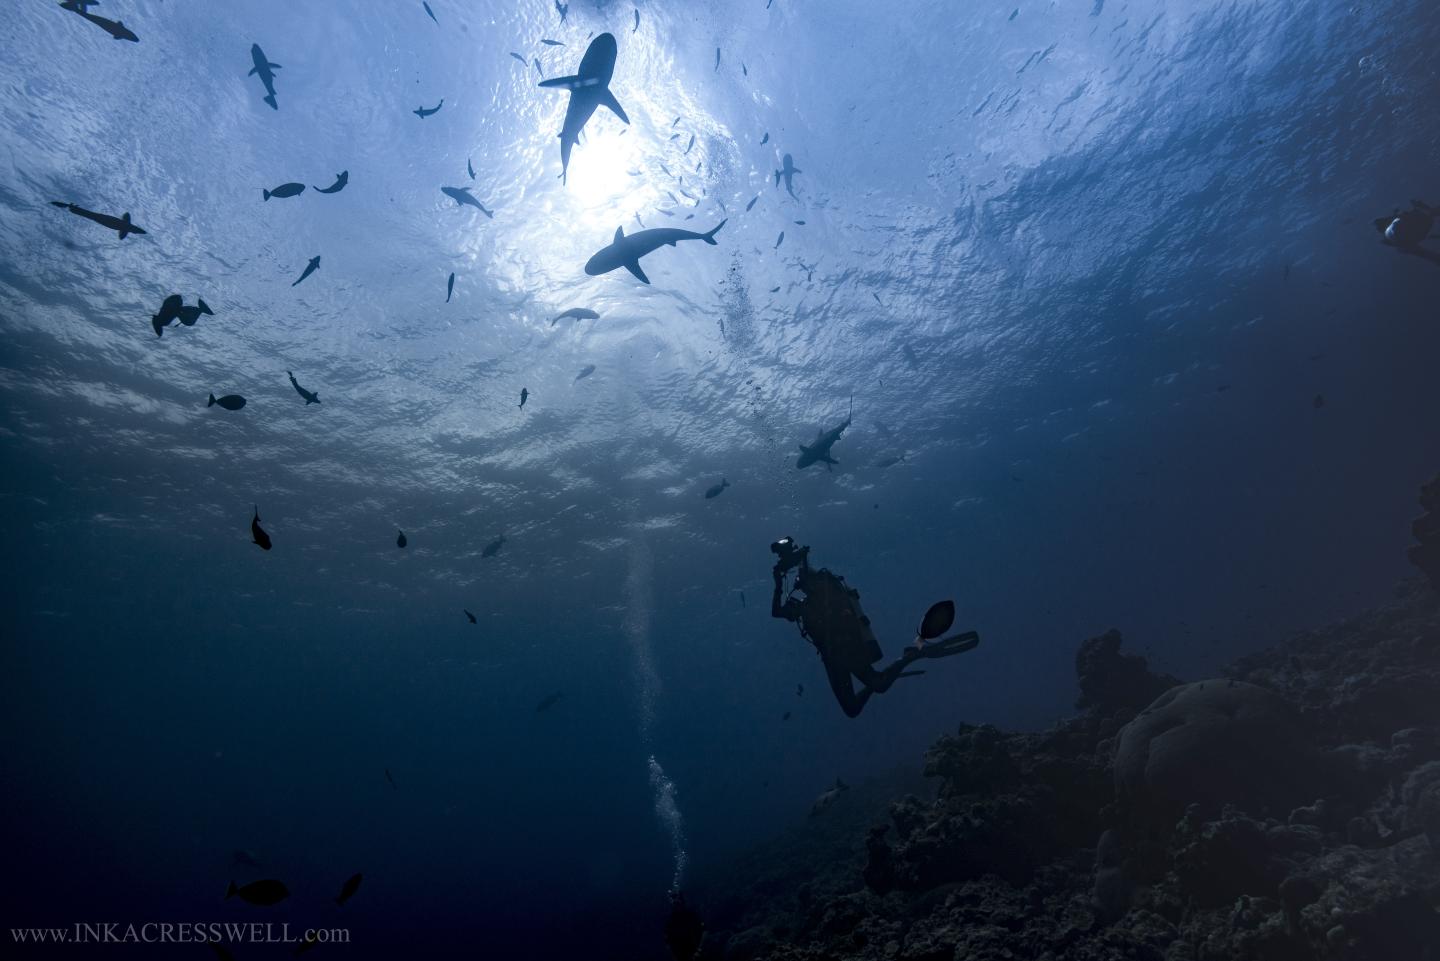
[2,0,1438,957]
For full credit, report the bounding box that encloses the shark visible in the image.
[441,186,494,218]
[584,220,726,284]
[59,1,138,41]
[775,153,802,198]
[538,33,629,184]
[796,399,852,470]
[248,44,281,110]
[49,201,145,239]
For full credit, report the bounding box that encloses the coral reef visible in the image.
[700,579,1440,961]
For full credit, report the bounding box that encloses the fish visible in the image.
[313,171,349,194]
[441,186,494,218]
[414,99,443,118]
[247,44,281,109]
[760,132,769,144]
[774,231,785,249]
[797,684,804,696]
[396,530,407,549]
[263,182,304,201]
[793,220,806,225]
[782,711,791,721]
[575,364,596,381]
[59,1,139,41]
[769,286,780,293]
[672,116,681,127]
[538,33,630,184]
[226,879,288,906]
[467,157,476,179]
[291,256,321,287]
[584,221,726,285]
[874,454,906,469]
[510,52,527,65]
[335,873,363,907]
[633,9,640,31]
[208,393,246,411]
[446,272,455,302]
[796,399,851,471]
[464,609,477,624]
[385,768,398,789]
[422,1,437,23]
[49,201,145,239]
[555,0,568,22]
[703,478,730,499]
[482,535,507,557]
[533,57,544,79]
[774,153,802,198]
[541,38,565,46]
[742,63,748,76]
[250,506,272,551]
[714,47,721,71]
[739,591,746,608]
[287,370,320,405]
[551,307,600,325]
[536,691,563,712]
[809,778,848,817]
[745,195,758,212]
[519,387,529,408]
[685,134,695,154]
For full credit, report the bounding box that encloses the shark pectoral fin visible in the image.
[624,260,650,284]
[269,62,282,70]
[247,66,259,76]
[539,74,581,88]
[598,88,630,124]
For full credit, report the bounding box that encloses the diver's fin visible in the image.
[623,259,650,284]
[919,631,980,659]
[539,74,581,88]
[598,87,629,123]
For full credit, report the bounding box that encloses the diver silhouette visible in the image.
[769,537,978,718]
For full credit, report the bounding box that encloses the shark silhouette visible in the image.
[775,154,802,198]
[796,400,852,470]
[60,1,138,41]
[248,44,281,110]
[538,33,629,184]
[584,221,725,284]
[49,201,145,239]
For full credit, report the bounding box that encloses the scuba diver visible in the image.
[664,890,704,961]
[769,537,979,718]
[1374,199,1440,265]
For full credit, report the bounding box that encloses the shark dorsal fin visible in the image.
[614,226,625,242]
[122,212,131,222]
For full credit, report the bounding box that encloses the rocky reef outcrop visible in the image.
[699,570,1440,961]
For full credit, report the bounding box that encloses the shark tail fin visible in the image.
[263,93,277,110]
[263,189,271,201]
[197,299,212,316]
[208,393,216,407]
[598,88,630,124]
[702,219,727,244]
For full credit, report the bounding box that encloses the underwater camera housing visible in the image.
[771,536,810,575]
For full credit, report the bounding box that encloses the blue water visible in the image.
[2,0,1439,957]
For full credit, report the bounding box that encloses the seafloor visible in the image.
[696,478,1440,961]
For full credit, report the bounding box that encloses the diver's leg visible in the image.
[824,658,870,718]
